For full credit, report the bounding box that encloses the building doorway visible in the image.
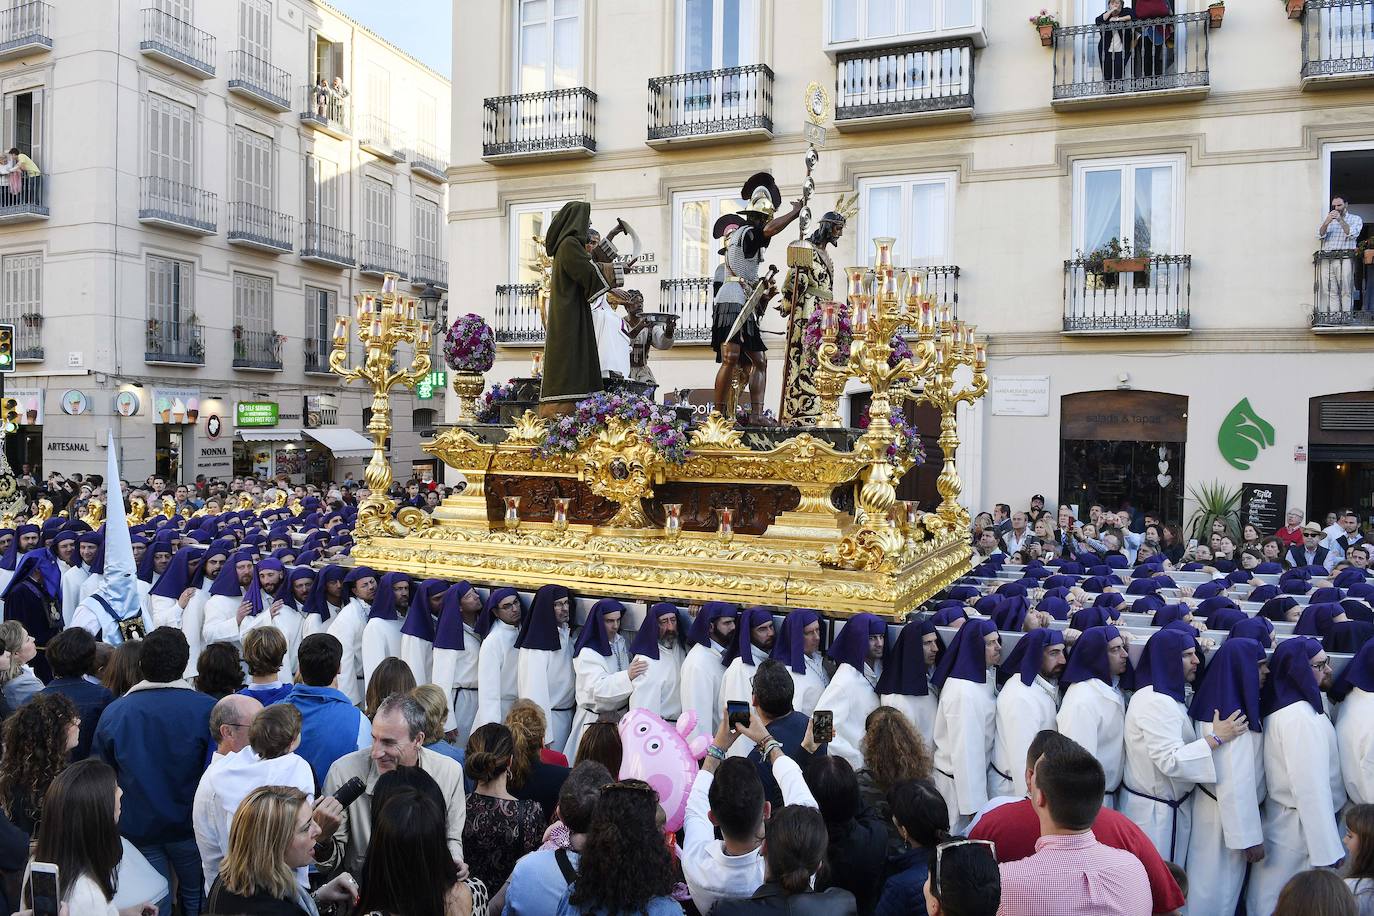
[1308,392,1374,525]
[1059,390,1187,526]
[155,427,184,483]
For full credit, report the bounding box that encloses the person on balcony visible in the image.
[1133,0,1174,80]
[0,148,39,205]
[1095,0,1136,84]
[1320,195,1364,312]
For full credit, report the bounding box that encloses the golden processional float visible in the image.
[336,93,987,620]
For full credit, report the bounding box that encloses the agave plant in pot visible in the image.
[444,314,496,424]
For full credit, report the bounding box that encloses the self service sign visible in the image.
[235,401,279,427]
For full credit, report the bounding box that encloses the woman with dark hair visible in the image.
[561,779,679,915]
[30,758,156,916]
[100,639,143,697]
[713,805,857,914]
[874,780,950,916]
[1274,868,1358,916]
[804,755,886,913]
[574,722,623,779]
[0,692,79,833]
[462,723,544,894]
[1344,803,1374,915]
[354,783,486,916]
[195,642,245,699]
[364,657,417,719]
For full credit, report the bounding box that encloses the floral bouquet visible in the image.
[443,314,496,373]
[1028,8,1059,27]
[802,302,915,374]
[856,406,927,468]
[540,391,691,465]
[475,380,520,424]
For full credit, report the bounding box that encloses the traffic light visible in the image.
[0,324,13,374]
[1,398,17,434]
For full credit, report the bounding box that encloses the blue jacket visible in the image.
[239,682,294,706]
[282,684,365,791]
[746,710,828,810]
[874,846,930,916]
[38,677,113,761]
[91,684,215,845]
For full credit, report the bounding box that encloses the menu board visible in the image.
[1240,482,1287,535]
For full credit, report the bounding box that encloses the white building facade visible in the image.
[450,0,1374,530]
[0,0,450,485]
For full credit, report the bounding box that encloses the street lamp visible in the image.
[417,282,446,325]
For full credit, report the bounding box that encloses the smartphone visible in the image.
[27,862,59,916]
[1188,538,1198,550]
[726,700,750,731]
[812,709,835,744]
[333,775,366,808]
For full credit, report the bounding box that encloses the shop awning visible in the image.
[304,427,375,458]
[237,429,302,443]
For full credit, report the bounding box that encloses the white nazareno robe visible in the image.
[629,641,686,722]
[565,636,637,761]
[880,688,938,753]
[432,622,481,742]
[720,644,769,706]
[517,627,577,749]
[992,675,1059,797]
[788,653,830,717]
[1337,687,1374,805]
[472,620,520,732]
[679,641,728,743]
[815,663,880,770]
[1057,678,1126,805]
[326,599,370,706]
[931,674,998,833]
[361,615,403,690]
[242,605,304,678]
[1184,726,1264,916]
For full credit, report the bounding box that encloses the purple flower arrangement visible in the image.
[856,406,928,467]
[802,302,913,373]
[539,391,691,465]
[443,314,495,373]
[475,380,520,424]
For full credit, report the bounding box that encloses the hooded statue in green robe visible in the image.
[539,201,621,411]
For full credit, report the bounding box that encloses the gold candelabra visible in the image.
[814,237,987,567]
[331,272,435,537]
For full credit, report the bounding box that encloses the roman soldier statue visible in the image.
[778,195,856,424]
[710,172,802,424]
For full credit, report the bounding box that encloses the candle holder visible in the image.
[715,507,734,546]
[663,503,682,543]
[504,496,522,532]
[531,351,544,378]
[552,496,570,532]
[331,272,433,537]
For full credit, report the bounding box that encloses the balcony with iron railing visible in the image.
[657,278,714,343]
[409,140,448,181]
[0,174,47,223]
[495,284,543,345]
[359,240,410,278]
[227,50,291,111]
[483,87,597,162]
[145,319,204,365]
[1311,250,1374,330]
[0,2,51,61]
[357,113,406,163]
[227,201,293,253]
[301,221,355,269]
[298,84,350,137]
[835,40,974,129]
[1302,0,1374,88]
[904,266,961,324]
[139,7,215,78]
[1062,254,1191,333]
[1,315,42,361]
[232,328,282,370]
[647,64,774,147]
[411,253,448,291]
[138,176,217,235]
[304,337,334,374]
[1051,12,1209,109]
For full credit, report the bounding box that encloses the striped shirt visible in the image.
[998,831,1151,916]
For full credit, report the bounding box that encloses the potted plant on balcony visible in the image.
[444,314,496,424]
[1286,0,1305,17]
[20,313,42,328]
[1029,9,1058,45]
[1102,240,1151,275]
[1208,1,1225,27]
[146,318,162,352]
[1360,237,1374,266]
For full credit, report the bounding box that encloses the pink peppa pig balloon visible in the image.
[617,708,711,833]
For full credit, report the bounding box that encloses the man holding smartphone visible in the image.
[1320,196,1364,311]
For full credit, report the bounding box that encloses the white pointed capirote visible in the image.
[71,434,151,644]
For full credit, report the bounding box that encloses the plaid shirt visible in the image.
[998,831,1151,916]
[1320,211,1363,250]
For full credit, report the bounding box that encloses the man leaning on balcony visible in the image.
[1320,195,1363,312]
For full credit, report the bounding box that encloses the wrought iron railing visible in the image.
[138,176,217,233]
[303,338,332,373]
[657,278,714,343]
[232,329,282,369]
[140,7,215,75]
[359,240,410,277]
[1,313,42,360]
[483,87,597,158]
[302,221,354,266]
[298,84,350,133]
[358,113,405,157]
[0,2,51,55]
[412,253,448,289]
[1303,0,1374,80]
[146,320,204,364]
[227,50,291,108]
[0,174,46,218]
[410,139,448,177]
[901,266,961,326]
[1052,12,1209,102]
[836,40,974,121]
[1312,249,1374,327]
[648,64,773,141]
[228,201,293,251]
[495,284,543,344]
[1062,254,1191,332]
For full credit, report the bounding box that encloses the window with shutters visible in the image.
[414,197,440,262]
[232,126,273,208]
[1,252,41,357]
[238,0,269,59]
[3,89,42,168]
[304,285,335,371]
[233,272,272,333]
[311,33,344,83]
[305,155,338,227]
[153,0,194,23]
[148,94,194,186]
[146,255,196,358]
[364,177,392,244]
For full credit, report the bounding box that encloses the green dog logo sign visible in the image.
[1218,398,1275,471]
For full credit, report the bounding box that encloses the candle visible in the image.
[406,300,417,322]
[939,304,952,327]
[382,274,397,295]
[333,316,348,339]
[976,343,987,365]
[370,318,383,339]
[392,295,405,318]
[853,300,870,336]
[418,324,432,348]
[965,324,976,349]
[822,301,837,331]
[355,299,368,323]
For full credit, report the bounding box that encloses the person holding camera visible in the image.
[1320,195,1365,311]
